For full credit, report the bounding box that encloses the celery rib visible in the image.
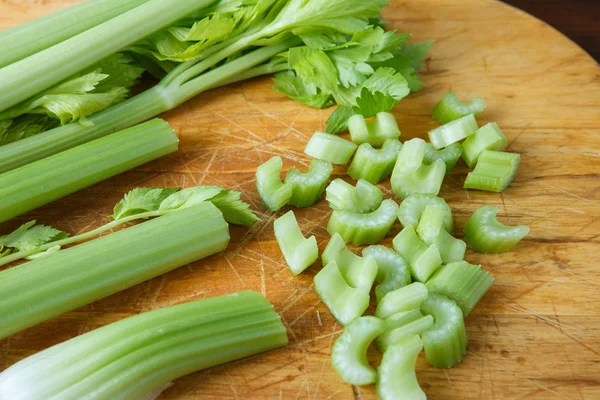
[377,335,426,400]
[325,179,383,213]
[362,245,411,302]
[304,132,358,164]
[464,205,529,253]
[432,92,486,124]
[274,211,318,275]
[461,122,508,168]
[464,150,521,192]
[322,234,378,289]
[397,193,454,233]
[393,227,442,283]
[375,282,428,320]
[423,142,462,174]
[348,112,401,146]
[255,156,292,211]
[377,315,434,352]
[428,114,478,150]
[416,205,466,264]
[284,159,333,207]
[347,139,403,183]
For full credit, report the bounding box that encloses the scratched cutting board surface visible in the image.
[1,0,600,398]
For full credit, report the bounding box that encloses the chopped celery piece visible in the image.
[397,194,453,233]
[375,282,428,319]
[347,139,403,183]
[331,316,386,385]
[325,178,383,213]
[0,291,287,400]
[390,138,446,199]
[423,142,462,174]
[314,261,371,325]
[461,122,508,168]
[464,206,529,253]
[432,92,486,124]
[363,245,411,302]
[428,114,478,150]
[322,233,378,289]
[464,150,521,192]
[421,293,467,368]
[274,211,318,276]
[255,156,292,211]
[0,119,178,224]
[416,205,466,264]
[377,315,434,351]
[384,309,425,331]
[328,199,399,245]
[426,261,494,316]
[304,132,357,164]
[0,202,230,340]
[284,159,333,207]
[348,112,401,146]
[377,335,426,400]
[393,227,442,283]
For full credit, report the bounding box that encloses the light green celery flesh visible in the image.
[375,282,428,319]
[391,139,446,199]
[397,194,454,233]
[432,92,486,125]
[325,179,383,213]
[348,112,401,146]
[304,132,357,165]
[393,227,442,283]
[428,114,478,150]
[464,205,529,253]
[347,139,403,184]
[0,118,178,223]
[416,205,466,264]
[274,211,318,275]
[0,0,150,69]
[461,122,508,168]
[377,315,434,351]
[331,316,386,386]
[362,245,411,302]
[423,142,462,174]
[377,335,426,400]
[0,202,230,340]
[464,150,521,192]
[284,159,333,208]
[255,156,292,211]
[322,234,378,289]
[384,310,425,331]
[0,291,287,400]
[328,199,399,246]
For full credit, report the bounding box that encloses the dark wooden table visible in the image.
[503,0,599,61]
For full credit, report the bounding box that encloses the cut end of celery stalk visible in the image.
[348,112,401,147]
[393,227,443,283]
[305,131,357,165]
[464,150,520,193]
[256,156,292,211]
[274,211,318,275]
[461,122,508,168]
[432,92,486,125]
[362,245,411,302]
[377,334,426,400]
[322,233,378,289]
[375,282,428,320]
[397,193,454,233]
[284,159,333,208]
[325,178,383,213]
[416,205,466,264]
[348,139,403,184]
[464,205,529,253]
[428,113,478,150]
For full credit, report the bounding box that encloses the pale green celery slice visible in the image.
[331,316,386,385]
[377,335,426,400]
[461,122,508,168]
[347,139,403,184]
[0,291,287,400]
[284,159,333,207]
[377,315,434,351]
[384,310,425,332]
[421,293,467,368]
[255,156,292,211]
[426,261,494,316]
[464,150,521,192]
[304,132,357,165]
[0,202,230,340]
[322,233,378,289]
[393,227,442,283]
[274,211,318,276]
[362,245,411,302]
[397,193,454,233]
[348,112,401,146]
[390,138,446,199]
[432,92,486,124]
[0,118,178,224]
[375,282,428,319]
[416,205,466,264]
[325,178,383,213]
[464,205,529,253]
[423,142,462,174]
[428,114,478,150]
[314,261,371,325]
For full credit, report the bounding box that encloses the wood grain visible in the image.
[1,0,599,399]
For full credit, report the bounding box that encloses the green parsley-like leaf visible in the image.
[0,115,59,146]
[372,40,433,92]
[210,190,260,226]
[159,186,225,211]
[354,87,398,117]
[112,188,180,220]
[325,105,355,134]
[288,47,340,94]
[0,221,68,254]
[272,71,334,109]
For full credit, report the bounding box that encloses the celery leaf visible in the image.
[210,190,261,226]
[272,71,334,109]
[112,188,180,220]
[159,186,225,211]
[0,115,58,146]
[0,221,68,254]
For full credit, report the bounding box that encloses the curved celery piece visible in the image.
[328,199,399,246]
[347,139,403,183]
[322,233,378,289]
[390,138,446,199]
[255,156,292,211]
[393,227,442,283]
[377,335,426,400]
[416,205,466,264]
[274,211,318,276]
[423,142,462,174]
[397,194,453,233]
[464,150,520,193]
[304,132,358,165]
[314,261,371,325]
[421,293,467,368]
[461,122,508,168]
[325,179,383,213]
[464,206,529,253]
[284,159,333,207]
[331,316,386,385]
[362,245,411,302]
[348,112,401,146]
[426,261,494,316]
[432,92,486,124]
[428,114,478,150]
[377,315,434,351]
[375,282,428,320]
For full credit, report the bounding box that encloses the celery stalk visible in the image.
[255,156,292,211]
[348,112,401,146]
[423,142,462,174]
[322,233,378,289]
[0,291,287,400]
[377,335,426,400]
[325,179,383,213]
[461,123,508,168]
[284,159,333,207]
[393,227,442,283]
[0,118,178,224]
[304,132,358,164]
[428,114,478,150]
[416,205,466,264]
[362,245,411,302]
[0,202,230,340]
[432,92,486,124]
[397,194,454,233]
[464,150,521,192]
[376,315,434,351]
[347,139,403,184]
[375,282,428,320]
[464,205,529,253]
[274,211,318,275]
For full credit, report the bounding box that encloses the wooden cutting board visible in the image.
[1,0,599,398]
